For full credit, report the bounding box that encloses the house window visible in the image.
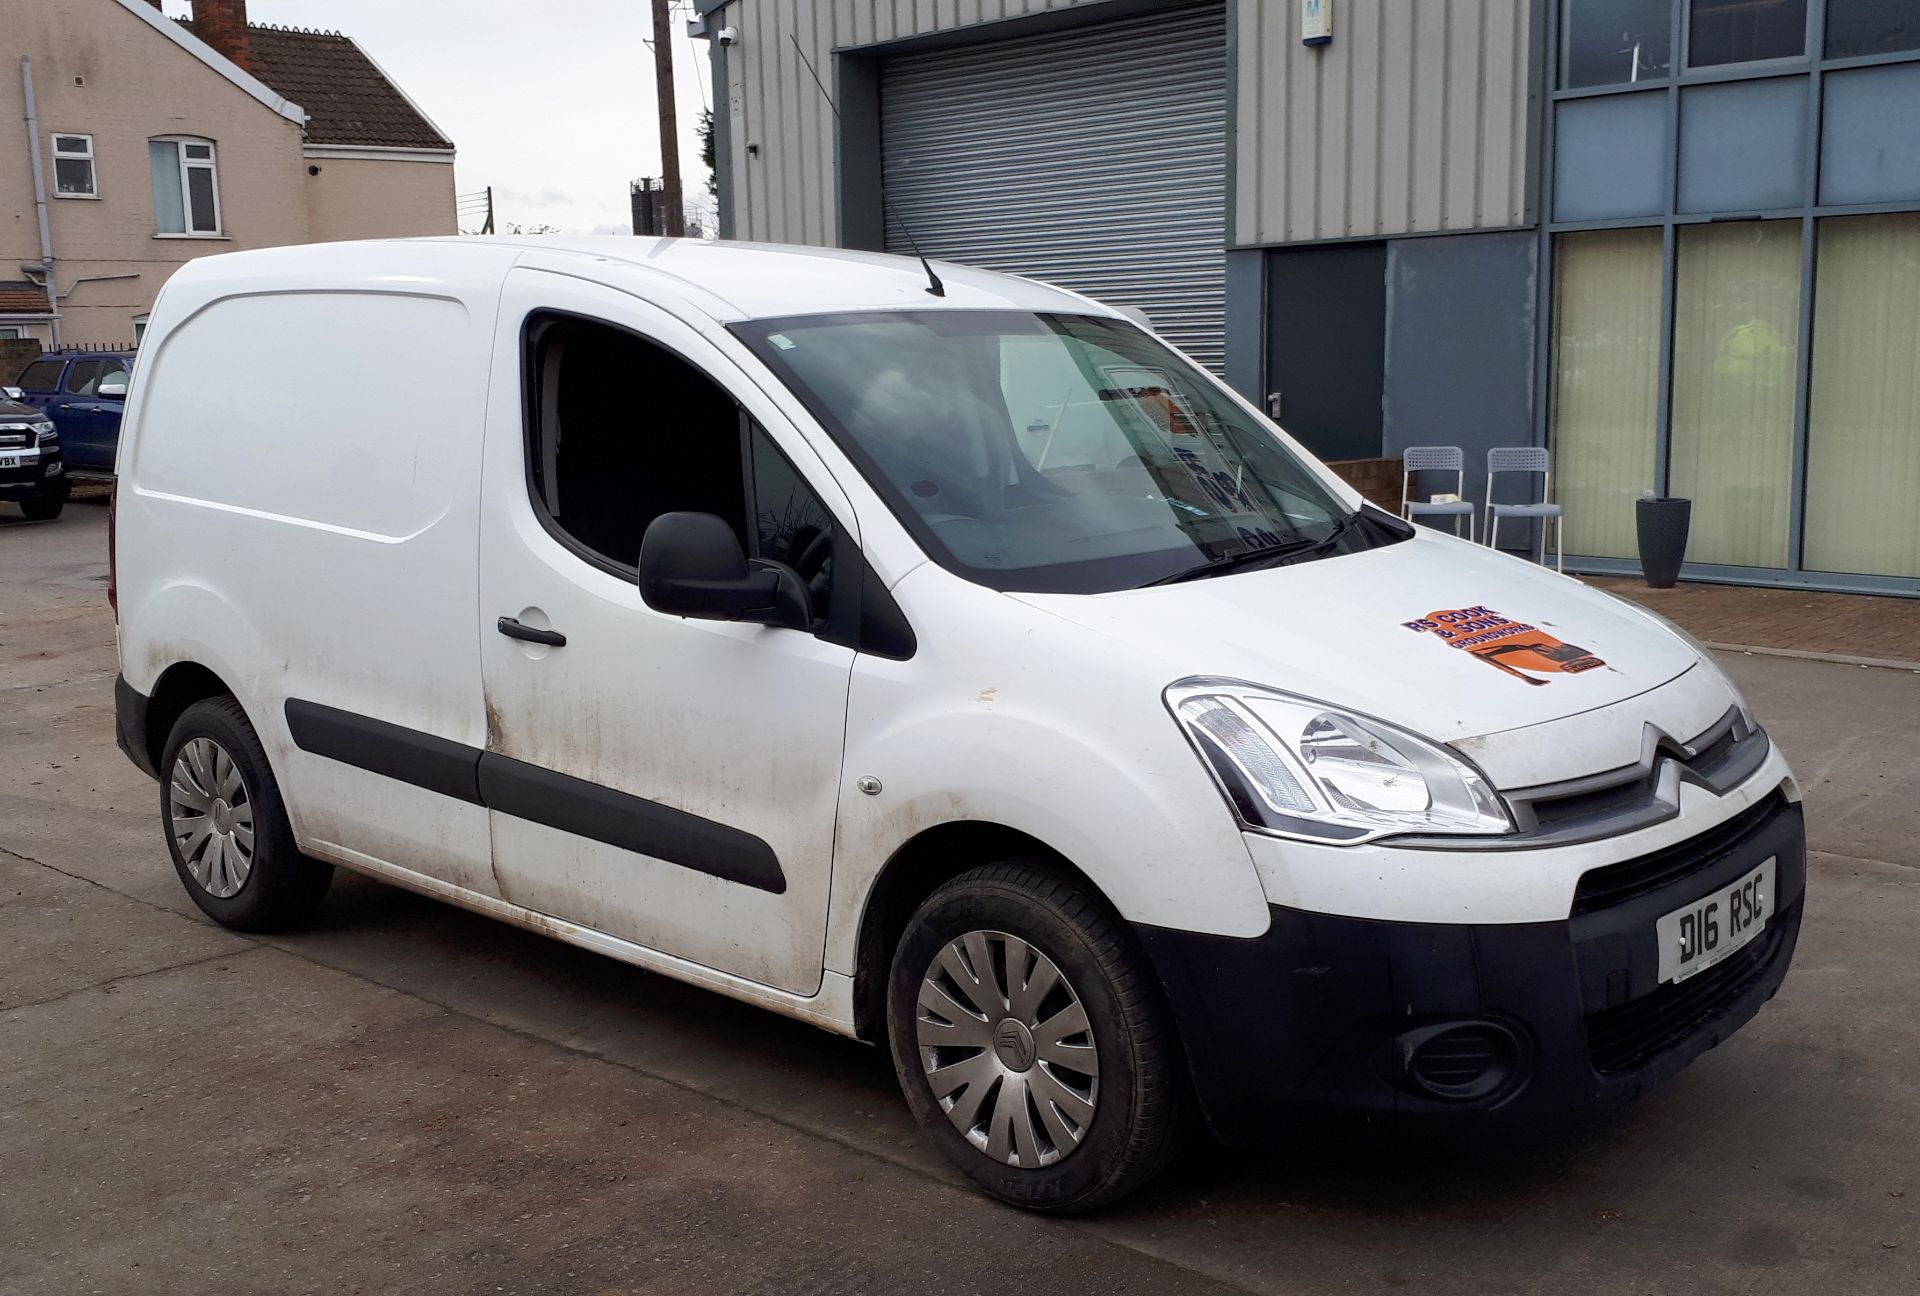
[0,326,25,340]
[52,134,97,197]
[149,137,222,235]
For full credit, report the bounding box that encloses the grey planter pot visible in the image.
[1636,496,1692,589]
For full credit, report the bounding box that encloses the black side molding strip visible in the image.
[285,699,483,805]
[477,753,786,895]
[282,698,785,894]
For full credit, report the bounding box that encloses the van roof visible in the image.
[162,236,1123,326]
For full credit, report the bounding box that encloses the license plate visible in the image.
[1656,857,1776,983]
[0,455,22,469]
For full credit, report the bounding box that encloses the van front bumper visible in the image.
[1136,795,1805,1147]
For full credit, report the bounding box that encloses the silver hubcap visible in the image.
[916,930,1100,1168]
[169,737,254,899]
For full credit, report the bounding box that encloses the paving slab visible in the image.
[1591,576,1920,669]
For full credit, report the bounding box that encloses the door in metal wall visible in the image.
[880,4,1228,373]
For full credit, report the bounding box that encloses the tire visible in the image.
[19,497,63,521]
[886,861,1188,1212]
[160,697,332,931]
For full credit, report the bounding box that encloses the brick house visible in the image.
[3,0,456,349]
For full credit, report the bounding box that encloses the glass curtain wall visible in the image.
[1547,0,1920,590]
[1552,230,1663,559]
[1667,221,1801,568]
[1803,213,1920,578]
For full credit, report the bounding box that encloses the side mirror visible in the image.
[0,386,23,401]
[638,511,812,630]
[98,374,129,399]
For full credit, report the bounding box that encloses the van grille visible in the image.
[1570,796,1784,917]
[1459,709,1772,852]
[1585,925,1782,1074]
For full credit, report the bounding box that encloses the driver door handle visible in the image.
[496,616,566,647]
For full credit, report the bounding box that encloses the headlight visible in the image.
[33,421,57,445]
[1166,678,1513,843]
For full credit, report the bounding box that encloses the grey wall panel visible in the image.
[1678,78,1808,214]
[1821,62,1920,206]
[1383,230,1538,516]
[1224,247,1264,400]
[723,0,1534,253]
[1235,0,1534,245]
[1553,92,1667,221]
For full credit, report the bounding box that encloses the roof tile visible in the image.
[0,281,53,314]
[184,22,454,150]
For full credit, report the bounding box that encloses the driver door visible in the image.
[475,270,857,995]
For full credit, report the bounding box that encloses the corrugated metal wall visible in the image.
[724,1,1112,247]
[721,0,1535,249]
[1235,0,1533,243]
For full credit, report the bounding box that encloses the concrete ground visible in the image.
[2,500,1914,1295]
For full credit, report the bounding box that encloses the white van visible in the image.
[112,238,1804,1211]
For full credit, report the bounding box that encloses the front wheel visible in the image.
[886,861,1188,1212]
[19,497,63,521]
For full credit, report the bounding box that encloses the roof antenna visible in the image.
[788,34,945,298]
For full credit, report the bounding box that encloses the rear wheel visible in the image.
[886,861,1188,1212]
[161,697,332,931]
[19,497,63,521]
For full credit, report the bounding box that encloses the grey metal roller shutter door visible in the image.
[880,4,1229,373]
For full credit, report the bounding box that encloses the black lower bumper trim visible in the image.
[115,674,157,781]
[1137,798,1806,1147]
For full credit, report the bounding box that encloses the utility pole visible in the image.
[650,0,686,237]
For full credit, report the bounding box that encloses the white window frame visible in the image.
[150,135,225,238]
[0,325,26,340]
[51,133,98,198]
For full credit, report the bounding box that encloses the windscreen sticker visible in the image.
[1402,606,1606,686]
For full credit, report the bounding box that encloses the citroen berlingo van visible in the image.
[112,238,1803,1211]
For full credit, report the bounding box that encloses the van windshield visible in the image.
[736,310,1388,593]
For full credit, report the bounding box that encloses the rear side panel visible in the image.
[116,242,520,897]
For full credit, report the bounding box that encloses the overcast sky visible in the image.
[158,0,717,235]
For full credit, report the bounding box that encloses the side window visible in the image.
[748,426,834,620]
[525,315,839,624]
[96,358,130,398]
[63,360,104,397]
[16,360,64,392]
[527,316,748,570]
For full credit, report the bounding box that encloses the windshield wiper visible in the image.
[1146,513,1360,586]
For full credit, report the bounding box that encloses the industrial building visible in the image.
[693,0,1920,594]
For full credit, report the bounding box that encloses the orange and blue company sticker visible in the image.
[1402,606,1606,686]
